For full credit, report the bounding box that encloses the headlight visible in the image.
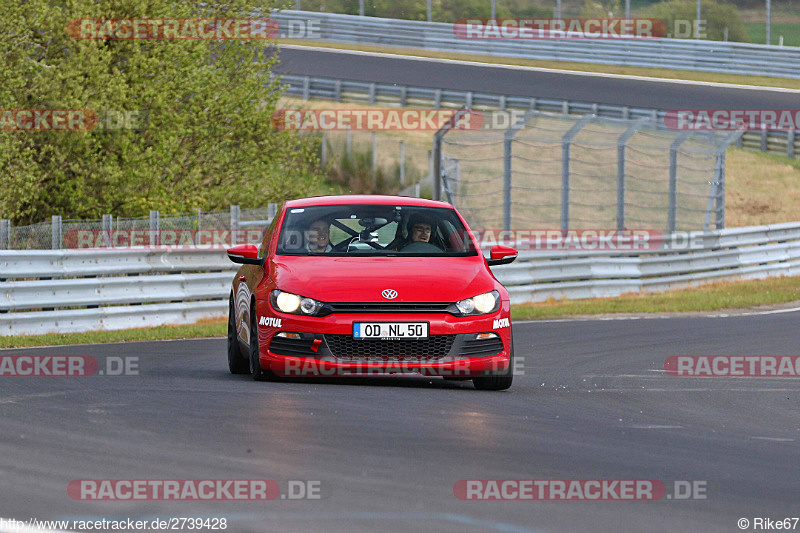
[271,290,324,316]
[454,290,500,316]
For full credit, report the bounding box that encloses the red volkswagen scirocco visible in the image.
[226,195,518,390]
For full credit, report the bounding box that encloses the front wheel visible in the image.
[249,305,277,382]
[228,296,250,375]
[473,328,514,391]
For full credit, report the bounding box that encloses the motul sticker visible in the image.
[259,316,282,328]
[493,318,510,329]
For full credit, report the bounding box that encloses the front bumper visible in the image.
[256,300,511,378]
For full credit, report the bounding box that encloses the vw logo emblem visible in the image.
[381,289,398,300]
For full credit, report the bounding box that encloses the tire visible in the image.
[228,296,250,375]
[473,327,514,391]
[249,304,276,382]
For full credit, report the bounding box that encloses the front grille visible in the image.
[460,337,504,357]
[327,302,452,313]
[325,334,455,357]
[268,336,317,356]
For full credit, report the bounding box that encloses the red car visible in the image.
[226,195,518,390]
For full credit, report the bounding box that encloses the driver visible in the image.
[397,213,436,250]
[304,218,332,253]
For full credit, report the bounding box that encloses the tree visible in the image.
[643,0,749,41]
[0,0,321,224]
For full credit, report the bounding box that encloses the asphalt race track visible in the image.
[274,46,800,111]
[1,310,798,532]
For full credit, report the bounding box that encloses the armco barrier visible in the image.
[273,10,800,80]
[1,222,799,336]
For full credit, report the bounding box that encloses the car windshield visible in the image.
[276,204,478,257]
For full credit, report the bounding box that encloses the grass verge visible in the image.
[0,319,226,349]
[511,275,800,320]
[3,276,800,347]
[278,39,800,90]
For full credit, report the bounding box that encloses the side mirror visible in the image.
[227,244,262,265]
[487,245,518,266]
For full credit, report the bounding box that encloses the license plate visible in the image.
[353,322,428,339]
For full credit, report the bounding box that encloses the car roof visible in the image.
[284,195,454,209]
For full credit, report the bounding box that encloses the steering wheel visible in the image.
[399,241,442,253]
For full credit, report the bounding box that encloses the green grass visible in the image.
[744,22,800,47]
[511,275,800,320]
[0,320,226,349]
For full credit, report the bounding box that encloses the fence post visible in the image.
[51,215,62,250]
[149,210,159,247]
[432,107,470,202]
[372,132,377,186]
[503,111,536,231]
[369,82,376,105]
[230,205,240,246]
[334,79,342,102]
[434,89,441,110]
[466,92,473,109]
[788,130,795,158]
[400,86,407,107]
[616,118,646,231]
[428,149,436,199]
[302,76,310,100]
[0,219,9,250]
[761,126,768,152]
[102,214,113,248]
[668,132,692,233]
[561,115,594,231]
[716,150,726,229]
[400,141,405,185]
[196,208,201,245]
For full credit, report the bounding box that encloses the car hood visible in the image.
[269,255,496,303]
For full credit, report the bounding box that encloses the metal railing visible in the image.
[0,205,274,251]
[2,223,799,336]
[273,10,800,80]
[280,74,799,159]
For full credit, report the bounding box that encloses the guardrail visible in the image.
[0,248,237,336]
[274,10,800,80]
[2,222,799,336]
[280,74,798,159]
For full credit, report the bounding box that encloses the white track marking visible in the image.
[516,305,800,324]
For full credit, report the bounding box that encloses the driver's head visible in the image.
[305,218,330,252]
[407,214,434,243]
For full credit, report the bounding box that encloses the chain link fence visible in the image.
[439,112,743,233]
[0,207,275,250]
[319,129,433,195]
